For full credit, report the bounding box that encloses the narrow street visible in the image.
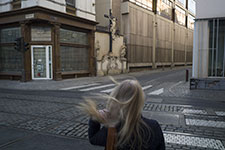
[0,67,225,150]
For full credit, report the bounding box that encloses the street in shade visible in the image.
[0,67,225,150]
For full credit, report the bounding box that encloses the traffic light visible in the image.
[24,42,29,52]
[14,37,29,52]
[14,37,22,52]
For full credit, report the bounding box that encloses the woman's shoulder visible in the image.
[142,117,161,130]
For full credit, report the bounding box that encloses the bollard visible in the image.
[186,69,189,82]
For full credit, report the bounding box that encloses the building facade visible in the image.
[96,0,195,70]
[191,0,225,90]
[0,0,96,81]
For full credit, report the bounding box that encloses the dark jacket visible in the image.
[88,117,165,150]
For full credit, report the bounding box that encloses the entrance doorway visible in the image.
[31,45,52,80]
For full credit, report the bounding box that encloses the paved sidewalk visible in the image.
[0,127,103,150]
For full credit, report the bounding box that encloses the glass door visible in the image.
[31,45,52,80]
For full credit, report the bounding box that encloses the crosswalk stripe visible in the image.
[79,84,115,92]
[101,88,114,93]
[101,84,153,93]
[60,83,100,90]
[142,85,153,90]
[148,88,164,95]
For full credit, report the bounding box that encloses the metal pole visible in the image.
[186,69,189,82]
[215,19,219,76]
[109,9,112,53]
[223,29,225,77]
[211,19,215,76]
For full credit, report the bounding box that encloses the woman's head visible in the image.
[106,80,145,125]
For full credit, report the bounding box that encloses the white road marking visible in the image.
[142,85,153,90]
[101,84,153,93]
[101,88,114,93]
[60,83,100,90]
[79,84,115,92]
[148,88,164,95]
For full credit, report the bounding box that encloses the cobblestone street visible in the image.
[0,67,225,150]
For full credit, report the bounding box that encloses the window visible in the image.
[158,0,173,19]
[175,5,186,26]
[176,0,186,8]
[188,15,195,29]
[208,19,225,77]
[12,0,21,10]
[60,47,89,71]
[188,0,196,15]
[31,26,51,41]
[66,0,75,7]
[0,27,22,73]
[60,28,89,72]
[60,29,87,45]
[129,0,153,11]
[0,27,21,43]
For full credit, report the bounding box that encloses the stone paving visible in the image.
[0,67,225,150]
[0,92,225,150]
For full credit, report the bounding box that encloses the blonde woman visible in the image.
[79,80,165,150]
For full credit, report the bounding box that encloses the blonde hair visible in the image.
[78,78,151,149]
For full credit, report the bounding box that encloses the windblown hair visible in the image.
[78,78,151,150]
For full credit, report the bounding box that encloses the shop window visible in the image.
[60,47,89,72]
[0,27,22,73]
[0,46,22,73]
[175,5,186,26]
[60,28,89,72]
[31,26,51,41]
[60,29,88,45]
[0,27,21,43]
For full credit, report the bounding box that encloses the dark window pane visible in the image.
[0,46,22,73]
[66,0,75,7]
[60,46,89,72]
[0,27,21,43]
[60,29,88,45]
